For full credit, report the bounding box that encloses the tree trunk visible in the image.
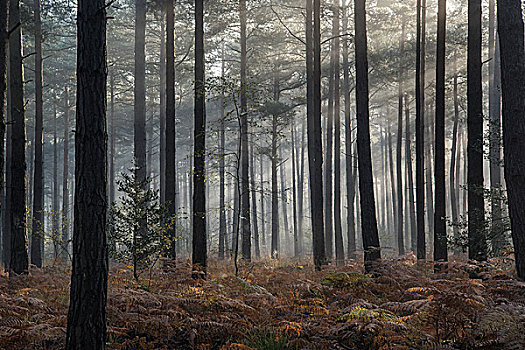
[271,76,280,258]
[396,19,405,256]
[259,153,266,252]
[279,148,290,254]
[160,12,166,204]
[291,121,299,257]
[405,96,416,253]
[134,0,146,186]
[109,72,115,206]
[250,139,260,258]
[415,0,426,260]
[297,119,305,254]
[0,0,7,269]
[388,122,397,248]
[239,0,251,261]
[497,0,525,280]
[52,102,59,258]
[489,0,503,254]
[434,0,447,265]
[309,0,325,270]
[61,86,70,260]
[450,52,460,253]
[9,0,28,275]
[165,0,176,260]
[333,0,344,265]
[30,0,44,268]
[467,0,486,261]
[192,0,207,276]
[65,0,108,344]
[354,0,380,268]
[218,44,226,260]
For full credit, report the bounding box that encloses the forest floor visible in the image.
[0,256,524,350]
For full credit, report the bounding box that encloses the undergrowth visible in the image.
[0,257,524,349]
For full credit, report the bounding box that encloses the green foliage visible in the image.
[108,171,175,280]
[321,272,372,288]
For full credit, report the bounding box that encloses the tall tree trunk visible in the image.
[259,153,266,252]
[434,0,447,265]
[297,119,305,254]
[279,148,290,253]
[134,0,146,185]
[0,0,7,269]
[218,44,226,260]
[65,0,108,344]
[396,19,405,256]
[61,86,70,260]
[250,140,260,258]
[271,71,280,259]
[239,0,251,261]
[467,0,486,261]
[291,121,299,257]
[192,0,207,276]
[52,102,59,258]
[354,0,380,268]
[450,53,460,252]
[333,0,344,265]
[497,0,525,280]
[383,128,392,236]
[489,0,503,254]
[415,0,426,260]
[405,97,416,253]
[160,12,166,204]
[388,122,397,247]
[30,0,44,268]
[9,0,28,274]
[109,72,115,206]
[2,110,10,269]
[425,105,434,236]
[165,0,176,260]
[309,0,325,270]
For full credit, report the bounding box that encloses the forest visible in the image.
[0,0,525,349]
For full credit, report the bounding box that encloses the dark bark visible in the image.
[218,45,226,260]
[434,0,447,264]
[239,0,251,261]
[192,0,207,276]
[354,0,381,267]
[297,119,305,254]
[489,0,503,253]
[30,0,43,268]
[166,0,176,260]
[61,86,70,260]
[467,0,486,261]
[65,0,108,344]
[497,0,525,280]
[396,20,405,256]
[9,0,28,275]
[160,12,166,204]
[333,0,344,265]
[291,121,299,257]
[309,0,325,270]
[52,103,59,258]
[109,72,115,206]
[134,0,146,185]
[271,75,280,258]
[279,148,290,253]
[415,0,426,260]
[250,139,260,258]
[405,97,416,253]
[450,53,460,252]
[388,122,397,246]
[259,153,266,250]
[0,0,7,269]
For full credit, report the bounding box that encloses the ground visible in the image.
[0,256,524,349]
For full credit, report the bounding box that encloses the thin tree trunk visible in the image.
[467,0,486,261]
[259,153,266,252]
[218,44,226,260]
[396,19,405,256]
[65,0,108,343]
[165,0,176,260]
[239,0,251,261]
[160,12,166,204]
[309,0,325,270]
[9,0,28,274]
[52,102,59,258]
[405,97,417,253]
[250,140,260,258]
[434,0,447,265]
[192,0,207,276]
[292,121,299,257]
[30,0,44,268]
[109,72,115,205]
[354,0,381,268]
[388,122,397,248]
[271,72,280,259]
[61,86,70,260]
[0,0,7,269]
[297,119,305,255]
[450,52,460,252]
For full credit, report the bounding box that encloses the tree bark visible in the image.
[250,139,260,258]
[405,96,416,253]
[9,0,28,275]
[52,102,59,258]
[218,44,226,260]
[354,0,380,268]
[65,0,108,344]
[434,0,447,265]
[30,0,44,268]
[396,19,405,256]
[291,121,299,257]
[165,0,176,260]
[239,0,251,261]
[309,0,325,270]
[415,0,426,260]
[450,52,460,252]
[271,74,280,259]
[61,86,70,260]
[497,0,525,280]
[0,0,7,269]
[160,11,166,204]
[109,72,115,206]
[467,0,486,261]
